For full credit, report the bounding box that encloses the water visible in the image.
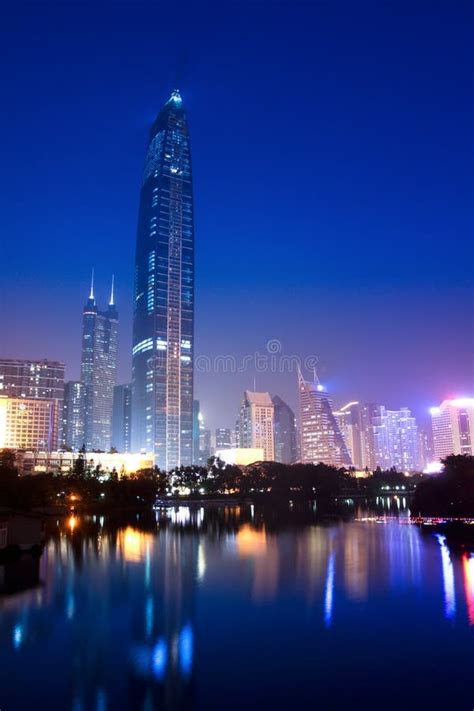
[1,504,473,710]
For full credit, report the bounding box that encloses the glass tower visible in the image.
[132,90,194,470]
[81,275,118,451]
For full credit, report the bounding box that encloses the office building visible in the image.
[298,371,351,468]
[333,401,363,469]
[272,395,297,464]
[112,384,132,453]
[431,398,474,459]
[132,89,194,469]
[240,391,274,461]
[0,396,55,450]
[0,358,64,450]
[215,427,231,451]
[61,381,85,451]
[81,274,118,451]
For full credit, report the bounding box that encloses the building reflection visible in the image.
[2,504,474,708]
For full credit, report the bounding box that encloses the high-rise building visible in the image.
[112,384,132,453]
[363,405,419,471]
[61,381,85,451]
[230,419,240,449]
[431,398,474,460]
[0,396,55,450]
[360,403,379,469]
[0,358,65,449]
[240,391,275,461]
[417,428,433,470]
[192,399,200,464]
[132,89,194,470]
[215,427,231,451]
[81,274,118,451]
[298,371,351,468]
[272,395,297,464]
[333,401,363,469]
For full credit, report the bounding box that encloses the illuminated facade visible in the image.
[81,275,118,451]
[0,358,64,449]
[132,89,194,470]
[298,372,351,467]
[215,427,231,451]
[333,401,363,469]
[431,398,474,459]
[373,406,418,471]
[15,450,154,476]
[272,395,297,464]
[112,384,132,452]
[0,396,55,450]
[240,391,275,461]
[61,381,85,450]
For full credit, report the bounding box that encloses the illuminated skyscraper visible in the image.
[81,274,118,451]
[240,391,275,461]
[215,427,231,451]
[0,396,55,450]
[132,89,194,469]
[374,406,418,471]
[298,371,351,467]
[431,398,474,459]
[272,395,297,464]
[61,381,85,450]
[112,384,132,453]
[333,401,363,469]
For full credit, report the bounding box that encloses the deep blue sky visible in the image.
[0,0,472,430]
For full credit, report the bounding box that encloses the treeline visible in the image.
[411,454,474,516]
[0,448,424,512]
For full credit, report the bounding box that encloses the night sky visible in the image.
[1,0,472,430]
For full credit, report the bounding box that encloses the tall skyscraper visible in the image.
[132,89,194,470]
[333,401,363,469]
[112,384,132,453]
[61,381,85,451]
[298,371,351,468]
[240,391,275,461]
[81,274,118,451]
[431,398,474,460]
[0,358,65,449]
[272,395,297,464]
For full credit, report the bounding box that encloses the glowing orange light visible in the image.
[68,515,77,532]
[119,527,153,563]
[236,524,267,557]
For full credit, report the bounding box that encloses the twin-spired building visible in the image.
[132,90,194,470]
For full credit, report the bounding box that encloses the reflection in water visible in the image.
[0,506,474,709]
[462,553,474,625]
[435,534,456,619]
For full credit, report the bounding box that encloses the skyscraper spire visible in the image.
[89,268,95,302]
[109,274,115,307]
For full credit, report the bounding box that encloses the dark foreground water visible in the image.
[1,504,474,710]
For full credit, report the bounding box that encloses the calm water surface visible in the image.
[1,504,473,710]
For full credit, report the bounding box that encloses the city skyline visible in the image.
[0,2,472,434]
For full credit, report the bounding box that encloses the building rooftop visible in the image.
[244,391,273,407]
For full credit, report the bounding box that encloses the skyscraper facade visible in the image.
[61,381,85,451]
[362,405,419,471]
[240,391,275,461]
[333,401,363,469]
[272,395,297,464]
[112,384,132,453]
[298,372,351,468]
[81,276,118,451]
[0,396,55,450]
[132,89,194,470]
[215,427,231,451]
[0,358,65,449]
[431,398,474,459]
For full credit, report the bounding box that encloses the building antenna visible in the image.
[109,274,115,307]
[89,268,95,301]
